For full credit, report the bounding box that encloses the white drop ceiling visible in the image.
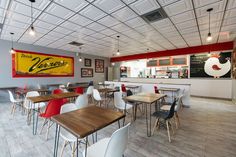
[0,0,235,57]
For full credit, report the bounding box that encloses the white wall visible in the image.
[0,39,109,88]
[120,77,232,99]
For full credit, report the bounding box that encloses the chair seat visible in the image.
[13,98,23,103]
[25,102,46,109]
[152,110,169,119]
[116,103,132,110]
[83,138,110,157]
[161,105,171,111]
[60,128,84,142]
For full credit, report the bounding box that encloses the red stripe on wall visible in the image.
[110,41,234,62]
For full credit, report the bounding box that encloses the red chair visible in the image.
[39,99,64,140]
[53,88,63,94]
[154,86,159,94]
[75,87,84,94]
[121,84,126,92]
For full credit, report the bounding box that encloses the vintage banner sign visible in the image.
[12,50,74,77]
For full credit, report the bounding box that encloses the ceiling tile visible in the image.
[111,7,137,22]
[122,0,137,5]
[5,18,29,29]
[86,22,106,31]
[34,20,55,30]
[170,10,195,24]
[130,0,160,15]
[0,0,10,9]
[195,1,226,17]
[45,3,74,20]
[193,0,221,8]
[99,28,117,36]
[54,26,73,35]
[176,19,197,30]
[225,9,236,19]
[54,0,88,12]
[227,0,236,10]
[17,0,51,10]
[94,0,125,14]
[164,0,193,16]
[79,5,106,21]
[179,26,198,35]
[6,12,31,24]
[223,16,236,26]
[97,15,120,27]
[197,12,223,25]
[124,17,146,28]
[134,24,154,33]
[157,0,180,7]
[60,21,82,31]
[39,13,64,25]
[69,14,93,26]
[47,31,66,38]
[79,27,96,35]
[111,23,131,32]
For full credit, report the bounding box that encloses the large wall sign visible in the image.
[190,52,231,78]
[12,50,74,77]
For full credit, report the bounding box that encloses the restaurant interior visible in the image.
[0,0,236,157]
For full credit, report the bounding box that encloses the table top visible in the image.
[28,92,80,103]
[0,86,18,90]
[52,106,125,138]
[158,87,180,92]
[98,88,119,93]
[125,85,141,89]
[64,84,89,90]
[98,83,110,86]
[16,88,50,94]
[124,93,166,104]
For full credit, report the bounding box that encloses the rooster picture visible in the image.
[204,54,231,78]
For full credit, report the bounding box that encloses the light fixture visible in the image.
[9,32,15,54]
[116,35,120,55]
[206,8,213,42]
[78,47,82,62]
[207,52,211,57]
[111,62,115,66]
[28,0,36,36]
[146,48,150,62]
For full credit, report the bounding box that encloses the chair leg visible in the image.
[72,141,76,157]
[166,120,171,143]
[39,118,48,134]
[45,120,50,140]
[152,118,159,135]
[10,103,15,115]
[175,112,180,129]
[169,121,174,135]
[60,140,68,157]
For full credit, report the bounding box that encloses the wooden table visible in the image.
[98,88,119,107]
[123,93,166,137]
[27,92,81,135]
[16,88,50,96]
[158,87,180,102]
[64,84,89,91]
[52,106,125,157]
[125,85,141,94]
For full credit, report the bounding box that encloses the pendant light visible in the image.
[116,36,120,55]
[146,48,150,62]
[9,32,16,54]
[78,47,82,62]
[206,8,213,42]
[29,0,36,36]
[111,54,115,66]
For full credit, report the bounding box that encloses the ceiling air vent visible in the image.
[69,41,84,46]
[141,8,168,23]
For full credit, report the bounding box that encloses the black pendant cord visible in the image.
[117,36,120,53]
[31,1,33,27]
[208,10,210,34]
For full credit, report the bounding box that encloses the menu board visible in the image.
[190,52,231,78]
[173,58,186,65]
[159,59,170,66]
[147,60,157,67]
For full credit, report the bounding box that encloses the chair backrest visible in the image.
[86,86,94,95]
[105,123,130,157]
[93,89,102,101]
[88,81,93,86]
[42,99,64,118]
[114,92,125,108]
[75,87,84,94]
[126,89,133,97]
[165,100,177,119]
[8,90,15,102]
[75,94,88,109]
[60,103,77,114]
[37,84,41,89]
[121,84,126,92]
[53,89,63,94]
[154,86,159,94]
[175,95,183,112]
[66,82,71,87]
[23,91,40,108]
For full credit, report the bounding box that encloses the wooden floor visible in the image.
[0,96,236,157]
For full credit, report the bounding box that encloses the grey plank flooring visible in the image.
[0,96,236,157]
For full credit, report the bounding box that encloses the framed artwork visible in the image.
[84,58,92,67]
[81,68,93,77]
[95,59,104,73]
[12,49,74,77]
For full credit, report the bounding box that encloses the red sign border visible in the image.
[12,49,74,78]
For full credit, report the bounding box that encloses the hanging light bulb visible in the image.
[28,0,36,37]
[111,62,115,66]
[9,32,16,54]
[79,56,82,62]
[206,8,213,42]
[78,47,82,62]
[116,35,120,55]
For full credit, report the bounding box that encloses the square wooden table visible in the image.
[158,87,180,102]
[52,106,125,157]
[98,88,119,107]
[27,92,81,135]
[125,85,141,94]
[123,93,166,137]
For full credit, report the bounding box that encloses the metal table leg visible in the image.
[53,124,60,157]
[83,136,88,157]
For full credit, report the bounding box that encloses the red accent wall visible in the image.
[110,41,233,62]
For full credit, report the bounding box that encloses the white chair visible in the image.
[114,92,132,112]
[60,103,85,157]
[86,86,94,103]
[8,90,23,116]
[83,123,130,157]
[23,91,46,124]
[66,82,71,87]
[93,89,106,107]
[37,84,41,89]
[59,85,68,93]
[75,94,88,109]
